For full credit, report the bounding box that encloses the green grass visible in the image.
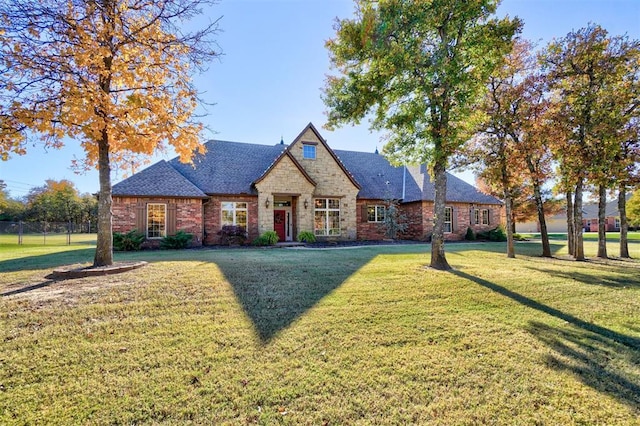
[520,231,640,242]
[1,240,639,424]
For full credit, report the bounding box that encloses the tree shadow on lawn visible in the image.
[524,265,640,289]
[212,246,428,344]
[452,269,640,410]
[0,248,96,273]
[526,321,640,412]
[464,240,567,257]
[451,270,640,350]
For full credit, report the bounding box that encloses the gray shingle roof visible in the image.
[112,160,207,198]
[334,150,405,199]
[336,151,501,205]
[113,139,502,205]
[169,140,286,195]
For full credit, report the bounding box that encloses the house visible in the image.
[582,197,629,232]
[515,195,631,234]
[112,123,502,246]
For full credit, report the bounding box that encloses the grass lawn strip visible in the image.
[0,239,638,424]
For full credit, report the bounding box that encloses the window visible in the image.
[615,218,620,229]
[482,209,490,225]
[474,209,480,225]
[314,198,340,236]
[221,202,248,230]
[303,144,316,159]
[444,207,453,233]
[367,205,386,222]
[147,204,166,238]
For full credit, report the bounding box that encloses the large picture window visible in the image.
[444,207,453,233]
[367,205,385,222]
[147,204,166,238]
[221,201,248,230]
[314,198,340,236]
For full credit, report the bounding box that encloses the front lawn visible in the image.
[1,241,639,424]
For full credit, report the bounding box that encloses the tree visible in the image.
[22,179,97,226]
[543,24,640,260]
[470,39,558,258]
[0,180,26,221]
[0,0,219,266]
[324,0,520,270]
[0,180,7,212]
[629,189,640,227]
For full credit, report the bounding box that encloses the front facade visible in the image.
[112,123,502,247]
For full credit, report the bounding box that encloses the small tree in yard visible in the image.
[0,0,220,266]
[382,198,407,240]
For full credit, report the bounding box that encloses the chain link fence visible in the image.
[0,221,97,245]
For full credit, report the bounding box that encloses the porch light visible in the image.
[265,198,270,208]
[304,199,309,209]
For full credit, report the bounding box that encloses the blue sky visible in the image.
[1,0,639,197]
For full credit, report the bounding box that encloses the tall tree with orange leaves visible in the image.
[0,0,220,266]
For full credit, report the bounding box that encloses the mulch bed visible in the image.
[48,261,148,280]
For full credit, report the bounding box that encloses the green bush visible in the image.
[477,226,507,242]
[465,227,476,241]
[253,231,279,246]
[113,230,145,251]
[296,230,316,243]
[160,230,193,249]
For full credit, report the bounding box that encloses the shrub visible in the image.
[296,230,316,243]
[253,230,279,246]
[465,227,476,241]
[113,230,145,251]
[160,230,193,249]
[217,225,247,245]
[477,226,507,242]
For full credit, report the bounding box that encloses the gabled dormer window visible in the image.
[303,143,316,159]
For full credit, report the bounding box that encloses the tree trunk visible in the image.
[94,130,113,267]
[619,184,630,258]
[566,190,575,256]
[504,192,515,258]
[573,178,585,261]
[596,184,607,259]
[430,159,451,270]
[532,179,551,257]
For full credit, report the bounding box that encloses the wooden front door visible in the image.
[274,210,286,242]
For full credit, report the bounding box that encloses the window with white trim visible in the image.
[368,205,386,222]
[221,202,248,230]
[482,209,490,225]
[474,209,480,225]
[147,204,166,238]
[303,144,316,159]
[444,207,453,233]
[615,218,620,229]
[314,198,340,236]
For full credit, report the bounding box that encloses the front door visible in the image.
[274,210,286,242]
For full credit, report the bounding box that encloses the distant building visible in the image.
[516,195,631,234]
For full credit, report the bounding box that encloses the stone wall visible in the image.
[288,128,360,240]
[112,196,203,247]
[254,154,315,238]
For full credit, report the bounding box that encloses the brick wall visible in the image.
[355,199,387,240]
[203,195,259,245]
[112,196,203,247]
